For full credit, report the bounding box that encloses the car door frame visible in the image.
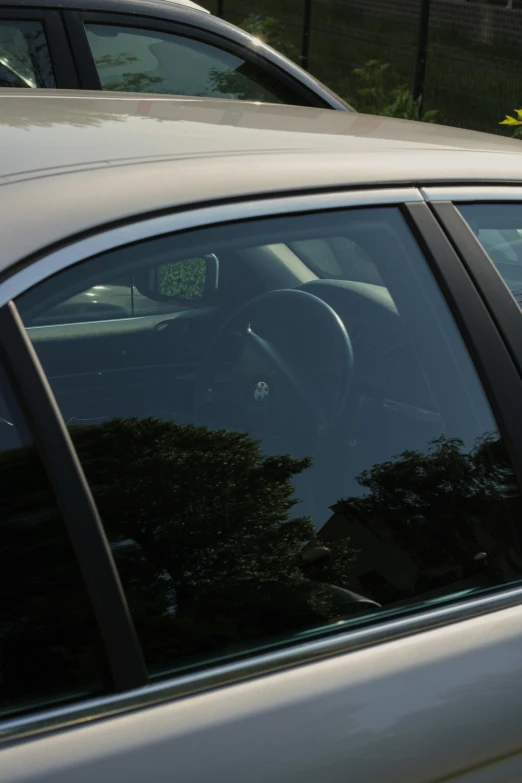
[423,186,522,381]
[0,6,79,88]
[2,185,522,753]
[62,8,339,106]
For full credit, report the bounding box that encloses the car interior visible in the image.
[17,218,448,498]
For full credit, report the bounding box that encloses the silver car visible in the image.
[2,90,522,783]
[0,0,349,109]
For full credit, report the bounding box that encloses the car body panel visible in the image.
[2,603,522,782]
[2,90,520,181]
[2,91,522,267]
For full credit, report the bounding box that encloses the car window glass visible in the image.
[289,237,384,285]
[17,207,522,680]
[25,258,212,326]
[85,23,291,102]
[27,275,133,326]
[0,21,55,88]
[457,203,522,308]
[0,364,106,718]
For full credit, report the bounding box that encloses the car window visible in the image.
[85,23,292,102]
[0,20,55,88]
[457,203,522,308]
[289,237,384,285]
[26,257,212,326]
[16,207,522,681]
[0,363,105,718]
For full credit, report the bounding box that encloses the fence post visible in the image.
[413,0,432,112]
[216,0,224,18]
[300,0,312,71]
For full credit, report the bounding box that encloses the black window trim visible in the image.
[2,186,522,744]
[0,300,148,694]
[404,201,522,521]
[63,8,332,107]
[427,198,522,382]
[0,6,79,89]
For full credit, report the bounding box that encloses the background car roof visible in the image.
[0,0,208,11]
[2,90,522,269]
[156,0,209,13]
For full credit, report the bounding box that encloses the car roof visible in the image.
[2,90,522,269]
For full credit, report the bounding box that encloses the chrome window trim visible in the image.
[2,584,522,746]
[0,188,421,305]
[423,186,522,203]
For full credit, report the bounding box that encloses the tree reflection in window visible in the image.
[2,416,519,681]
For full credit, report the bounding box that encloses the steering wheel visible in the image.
[194,289,353,443]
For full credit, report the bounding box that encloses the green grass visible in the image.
[207,0,522,135]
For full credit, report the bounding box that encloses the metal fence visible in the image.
[207,0,522,134]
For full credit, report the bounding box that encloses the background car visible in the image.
[3,90,522,782]
[0,0,349,108]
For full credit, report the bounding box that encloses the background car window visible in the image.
[458,203,522,309]
[0,364,106,718]
[17,207,522,680]
[0,21,55,88]
[85,23,290,102]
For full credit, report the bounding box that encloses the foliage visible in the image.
[158,258,206,301]
[94,52,167,93]
[74,418,360,655]
[206,66,273,101]
[0,417,359,699]
[3,412,520,708]
[384,86,439,123]
[204,13,300,101]
[239,13,297,60]
[333,433,521,605]
[348,60,439,122]
[500,107,522,137]
[220,0,519,134]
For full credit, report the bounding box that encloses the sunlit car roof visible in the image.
[2,90,522,268]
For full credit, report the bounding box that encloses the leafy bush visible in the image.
[348,60,438,122]
[239,13,298,60]
[238,18,440,124]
